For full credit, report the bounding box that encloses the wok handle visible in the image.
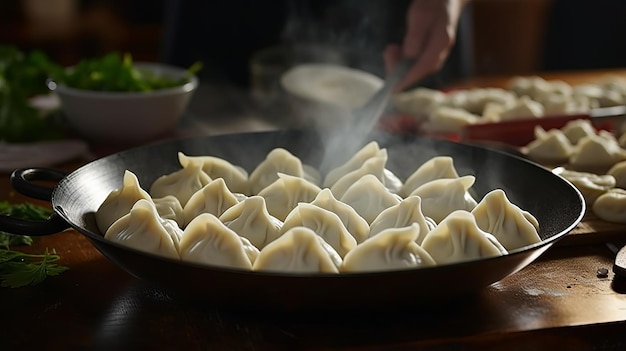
[0,168,71,236]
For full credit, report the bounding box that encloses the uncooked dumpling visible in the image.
[219,195,283,249]
[182,178,239,226]
[524,126,573,164]
[178,152,249,195]
[252,226,342,273]
[96,170,152,234]
[569,134,626,172]
[399,156,460,197]
[340,174,402,224]
[341,224,435,273]
[409,175,478,223]
[309,188,369,244]
[257,173,322,221]
[104,199,182,260]
[369,195,433,245]
[608,160,626,189]
[591,188,626,224]
[554,168,616,205]
[421,210,508,265]
[149,161,211,206]
[561,119,597,145]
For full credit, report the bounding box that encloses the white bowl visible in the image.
[50,62,198,144]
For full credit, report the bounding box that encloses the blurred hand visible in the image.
[385,0,470,91]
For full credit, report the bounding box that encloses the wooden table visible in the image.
[2,71,626,351]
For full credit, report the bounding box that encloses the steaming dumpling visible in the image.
[569,134,626,172]
[553,168,616,205]
[409,175,478,223]
[399,156,460,197]
[182,178,239,227]
[608,161,626,189]
[330,154,387,199]
[248,148,305,195]
[179,213,257,269]
[524,126,573,164]
[281,203,357,258]
[421,210,508,265]
[341,224,436,273]
[561,119,597,145]
[340,174,402,224]
[104,199,182,260]
[369,195,434,244]
[149,161,211,206]
[471,189,541,251]
[592,188,626,224]
[96,170,152,234]
[219,195,283,249]
[427,106,480,133]
[252,226,342,273]
[323,141,382,188]
[257,173,322,221]
[499,96,544,120]
[309,188,370,243]
[153,195,184,228]
[178,152,249,195]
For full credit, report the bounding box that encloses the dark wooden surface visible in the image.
[2,70,626,350]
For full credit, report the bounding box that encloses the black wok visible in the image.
[0,130,585,311]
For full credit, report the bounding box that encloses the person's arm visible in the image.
[385,0,471,91]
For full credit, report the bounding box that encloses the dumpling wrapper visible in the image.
[399,156,460,198]
[248,148,304,195]
[569,134,626,172]
[309,188,370,244]
[369,195,433,245]
[104,199,182,260]
[96,170,152,234]
[153,195,184,228]
[592,188,626,224]
[179,213,257,269]
[340,174,402,224]
[149,161,212,206]
[471,189,541,251]
[341,224,435,273]
[178,152,249,195]
[330,154,387,199]
[281,203,357,258]
[554,168,616,205]
[257,173,321,221]
[252,227,342,273]
[524,126,573,164]
[421,210,507,265]
[219,195,283,249]
[324,141,382,187]
[183,178,239,227]
[409,175,478,224]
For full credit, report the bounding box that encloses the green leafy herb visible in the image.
[0,248,68,288]
[0,200,52,249]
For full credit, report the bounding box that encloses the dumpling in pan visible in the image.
[369,195,434,245]
[409,175,478,223]
[341,224,435,273]
[179,213,258,269]
[569,134,626,172]
[608,160,626,189]
[183,178,240,226]
[471,189,541,251]
[330,155,386,199]
[309,188,370,244]
[592,188,626,224]
[178,152,249,195]
[399,156,460,197]
[96,170,152,234]
[219,195,283,249]
[553,168,616,205]
[252,226,342,273]
[421,210,508,265]
[340,174,402,224]
[324,141,382,188]
[257,173,321,221]
[153,195,184,228]
[248,148,305,195]
[104,199,182,260]
[149,161,211,206]
[281,203,357,258]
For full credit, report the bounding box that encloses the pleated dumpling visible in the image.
[178,152,249,195]
[179,213,258,269]
[592,188,626,224]
[341,224,435,273]
[153,195,184,228]
[330,154,386,199]
[252,226,341,273]
[399,156,460,197]
[96,170,152,234]
[324,141,382,188]
[183,178,239,227]
[149,161,211,206]
[569,133,626,172]
[309,188,370,244]
[471,189,541,251]
[219,195,283,249]
[421,210,508,265]
[257,173,321,221]
[561,119,596,145]
[248,148,305,195]
[104,199,182,260]
[340,174,402,224]
[369,195,434,245]
[409,175,478,224]
[553,168,615,205]
[281,203,357,258]
[524,126,573,164]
